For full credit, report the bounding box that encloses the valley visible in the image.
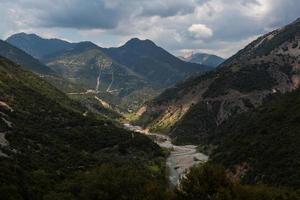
[124,123,208,186]
[1,12,300,199]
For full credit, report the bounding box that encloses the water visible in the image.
[124,124,208,185]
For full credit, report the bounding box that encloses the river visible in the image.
[124,124,208,186]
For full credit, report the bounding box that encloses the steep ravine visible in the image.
[124,123,208,185]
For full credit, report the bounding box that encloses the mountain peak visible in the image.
[6,32,74,59]
[124,38,156,48]
[7,32,41,41]
[179,52,225,67]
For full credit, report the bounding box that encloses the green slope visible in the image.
[44,42,153,112]
[0,56,168,199]
[136,18,300,145]
[210,88,300,187]
[0,40,55,75]
[104,38,212,87]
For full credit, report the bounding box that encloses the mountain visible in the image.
[103,38,212,87]
[6,32,75,59]
[0,40,55,75]
[135,18,300,144]
[44,41,147,93]
[43,41,154,112]
[179,52,225,67]
[0,56,167,199]
[0,39,108,115]
[210,87,300,187]
[6,33,212,113]
[2,33,139,114]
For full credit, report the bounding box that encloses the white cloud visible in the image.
[188,24,213,39]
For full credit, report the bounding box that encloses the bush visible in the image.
[175,163,300,200]
[176,164,234,200]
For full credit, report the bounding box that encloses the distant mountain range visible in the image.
[5,33,212,112]
[179,52,225,67]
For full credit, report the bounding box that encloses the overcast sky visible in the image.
[1,0,300,58]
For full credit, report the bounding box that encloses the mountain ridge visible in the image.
[0,39,55,75]
[6,32,75,59]
[135,17,300,144]
[103,38,212,87]
[7,33,212,113]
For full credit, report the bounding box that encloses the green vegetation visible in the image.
[104,38,211,88]
[43,164,169,200]
[135,18,300,146]
[44,42,161,114]
[69,93,123,120]
[4,34,214,119]
[203,64,277,98]
[175,163,300,200]
[0,40,55,75]
[0,57,169,199]
[254,23,300,56]
[170,101,220,145]
[210,88,300,187]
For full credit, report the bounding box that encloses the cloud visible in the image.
[0,0,300,57]
[1,0,202,30]
[2,0,122,30]
[137,0,200,17]
[188,24,213,39]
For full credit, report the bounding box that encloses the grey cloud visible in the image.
[4,0,204,30]
[1,0,300,57]
[37,1,120,29]
[138,0,203,17]
[263,0,300,27]
[8,0,122,29]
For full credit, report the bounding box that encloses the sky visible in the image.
[1,0,300,58]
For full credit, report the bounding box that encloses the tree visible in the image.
[176,163,234,200]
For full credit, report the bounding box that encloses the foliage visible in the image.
[210,88,300,187]
[44,164,169,200]
[0,40,54,75]
[175,163,300,200]
[0,57,169,200]
[134,18,300,147]
[176,164,233,200]
[203,64,276,98]
[169,101,220,145]
[254,23,300,56]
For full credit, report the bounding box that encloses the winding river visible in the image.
[124,124,208,186]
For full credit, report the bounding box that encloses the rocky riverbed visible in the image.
[124,124,208,185]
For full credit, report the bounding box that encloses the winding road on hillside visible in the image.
[124,124,208,186]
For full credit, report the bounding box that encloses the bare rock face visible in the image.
[136,18,300,144]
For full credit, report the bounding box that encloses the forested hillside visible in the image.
[0,56,168,199]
